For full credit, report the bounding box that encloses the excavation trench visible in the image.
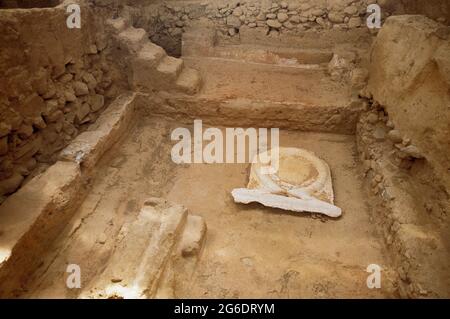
[2,3,449,299]
[20,114,395,298]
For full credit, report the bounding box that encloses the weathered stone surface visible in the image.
[367,15,450,191]
[232,147,341,217]
[81,198,188,299]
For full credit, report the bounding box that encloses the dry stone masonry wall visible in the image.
[0,2,120,202]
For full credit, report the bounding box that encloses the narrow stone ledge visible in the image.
[59,92,137,172]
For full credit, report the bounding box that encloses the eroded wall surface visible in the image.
[0,3,117,200]
[366,15,450,192]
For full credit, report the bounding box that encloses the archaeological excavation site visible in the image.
[0,0,449,300]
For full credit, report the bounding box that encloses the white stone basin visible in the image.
[232,147,342,218]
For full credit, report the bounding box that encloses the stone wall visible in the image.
[112,0,382,56]
[0,2,118,201]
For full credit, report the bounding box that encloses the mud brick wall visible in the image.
[0,3,117,200]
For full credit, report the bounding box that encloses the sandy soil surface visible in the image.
[21,115,395,298]
[185,57,352,106]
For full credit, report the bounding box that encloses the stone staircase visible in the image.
[107,18,202,95]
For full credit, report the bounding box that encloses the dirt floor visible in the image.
[21,115,396,298]
[184,56,351,106]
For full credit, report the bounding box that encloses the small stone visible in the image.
[386,120,395,129]
[226,15,241,28]
[387,130,403,143]
[0,173,24,196]
[65,91,77,102]
[283,21,294,30]
[280,1,288,9]
[111,278,122,283]
[373,126,386,141]
[59,73,73,83]
[277,13,289,23]
[311,9,325,17]
[344,6,359,16]
[266,13,277,19]
[401,145,424,159]
[73,81,89,96]
[367,113,379,124]
[43,99,60,116]
[17,124,34,139]
[228,28,237,36]
[32,116,47,130]
[232,7,243,16]
[248,22,257,28]
[42,85,56,100]
[289,15,300,24]
[328,12,345,24]
[267,19,282,29]
[88,44,98,54]
[76,103,91,122]
[348,16,362,28]
[45,110,64,123]
[82,73,98,91]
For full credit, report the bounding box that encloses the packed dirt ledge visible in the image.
[0,0,449,299]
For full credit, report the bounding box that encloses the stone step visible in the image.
[80,198,189,299]
[137,42,167,67]
[117,27,148,53]
[59,92,137,172]
[131,43,168,90]
[156,56,184,83]
[175,67,202,95]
